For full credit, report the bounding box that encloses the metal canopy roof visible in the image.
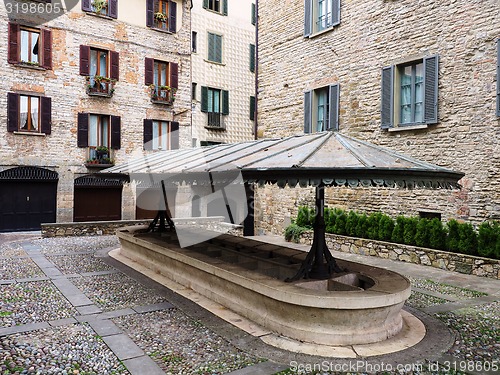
[102,132,464,189]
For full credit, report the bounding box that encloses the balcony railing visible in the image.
[316,12,333,31]
[86,76,115,97]
[150,85,176,105]
[206,112,225,129]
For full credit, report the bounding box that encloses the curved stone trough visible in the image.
[115,225,412,347]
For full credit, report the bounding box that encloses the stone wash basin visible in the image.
[115,225,411,346]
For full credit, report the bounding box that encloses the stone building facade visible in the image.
[190,0,256,145]
[0,0,191,231]
[254,0,500,235]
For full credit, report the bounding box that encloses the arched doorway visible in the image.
[0,166,58,232]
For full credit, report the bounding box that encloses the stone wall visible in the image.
[42,216,243,237]
[296,231,500,280]
[257,0,500,230]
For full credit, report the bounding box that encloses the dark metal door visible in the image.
[0,181,57,232]
[74,187,122,222]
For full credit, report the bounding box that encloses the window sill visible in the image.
[84,11,115,20]
[205,125,226,130]
[148,26,174,34]
[13,63,47,71]
[13,131,46,137]
[387,124,429,132]
[85,163,115,169]
[204,59,225,66]
[204,8,226,16]
[308,24,338,39]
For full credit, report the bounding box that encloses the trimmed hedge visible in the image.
[286,206,500,260]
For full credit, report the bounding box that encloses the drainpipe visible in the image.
[254,0,258,140]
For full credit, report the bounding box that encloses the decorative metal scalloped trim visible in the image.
[0,166,58,181]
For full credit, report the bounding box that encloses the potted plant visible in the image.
[154,12,168,23]
[92,0,108,14]
[96,146,109,159]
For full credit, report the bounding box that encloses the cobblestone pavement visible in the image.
[0,232,499,375]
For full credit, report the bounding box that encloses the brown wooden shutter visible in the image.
[169,1,177,33]
[170,62,178,89]
[109,0,118,18]
[40,96,52,135]
[170,121,179,150]
[111,116,121,149]
[144,58,154,85]
[8,23,20,64]
[7,93,19,132]
[79,45,90,76]
[82,0,91,12]
[41,29,52,70]
[110,51,119,81]
[146,0,154,27]
[143,119,153,150]
[77,113,89,147]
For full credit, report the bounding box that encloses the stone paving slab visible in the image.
[102,333,145,360]
[48,317,78,327]
[76,304,103,315]
[100,308,137,319]
[0,322,50,337]
[51,278,94,306]
[87,319,123,337]
[122,356,166,375]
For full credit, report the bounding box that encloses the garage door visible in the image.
[0,167,58,232]
[73,176,123,222]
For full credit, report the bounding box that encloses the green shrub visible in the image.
[345,211,359,237]
[495,240,500,260]
[403,217,418,246]
[284,223,306,243]
[378,214,395,242]
[478,222,500,258]
[367,212,384,240]
[296,206,315,229]
[324,207,336,232]
[446,219,460,252]
[391,216,406,244]
[428,218,446,250]
[457,222,478,255]
[355,213,369,238]
[415,219,430,248]
[332,209,347,235]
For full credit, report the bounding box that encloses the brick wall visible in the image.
[256,0,500,232]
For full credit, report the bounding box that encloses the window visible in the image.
[8,23,52,69]
[250,96,256,121]
[80,46,119,95]
[249,44,255,72]
[146,0,177,33]
[143,120,179,150]
[201,87,229,128]
[251,3,256,25]
[77,113,121,153]
[192,31,197,53]
[7,93,51,134]
[304,0,340,37]
[82,0,118,18]
[207,32,222,63]
[381,55,438,129]
[203,0,227,15]
[192,82,197,100]
[304,84,339,133]
[144,58,178,104]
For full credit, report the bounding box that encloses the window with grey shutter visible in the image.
[222,0,227,15]
[304,91,312,133]
[423,55,438,124]
[222,90,229,115]
[208,33,222,63]
[251,3,256,25]
[332,0,341,27]
[249,44,255,72]
[328,84,339,131]
[304,0,312,37]
[250,96,256,120]
[381,66,394,129]
[201,86,208,112]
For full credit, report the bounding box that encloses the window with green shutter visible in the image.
[250,96,256,120]
[249,44,255,72]
[381,55,439,130]
[251,3,256,25]
[207,32,222,63]
[203,0,227,16]
[201,86,228,129]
